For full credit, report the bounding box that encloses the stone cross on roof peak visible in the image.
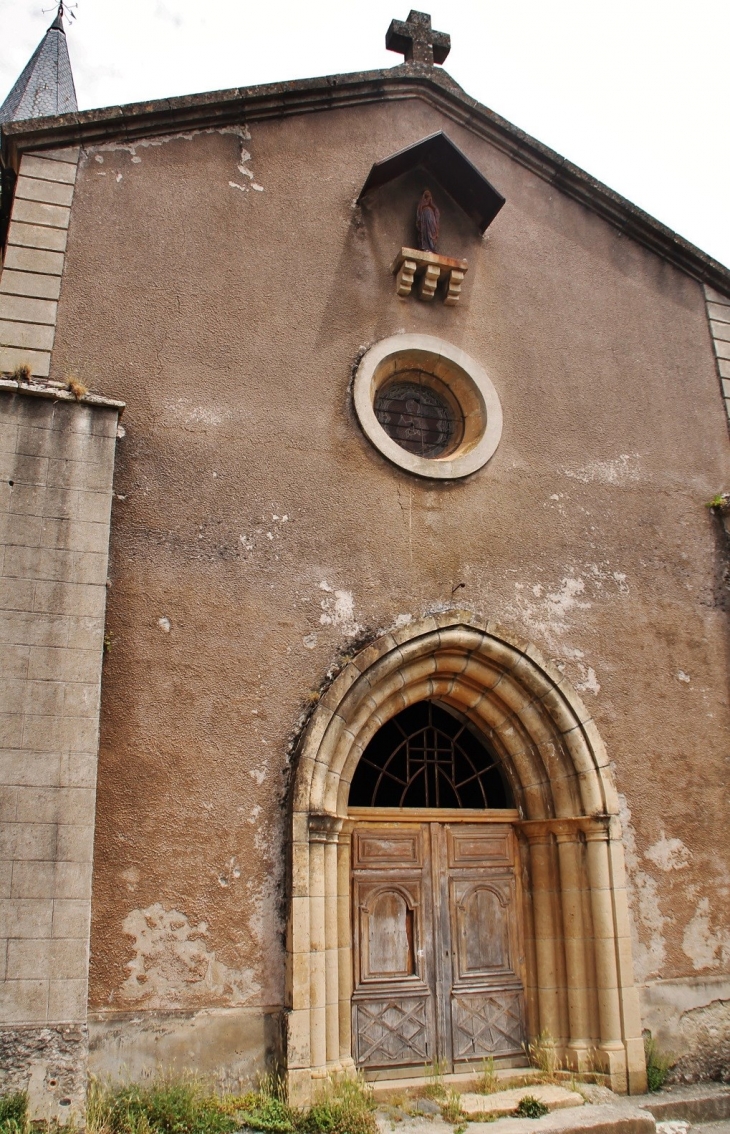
[386,10,451,66]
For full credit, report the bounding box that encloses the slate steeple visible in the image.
[0,2,78,124]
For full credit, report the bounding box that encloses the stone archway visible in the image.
[286,613,646,1101]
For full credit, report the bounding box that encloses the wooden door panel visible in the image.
[353,829,422,869]
[451,989,525,1061]
[447,828,513,868]
[354,995,431,1067]
[368,890,414,977]
[451,877,517,981]
[444,825,526,1064]
[355,879,426,987]
[352,824,437,1069]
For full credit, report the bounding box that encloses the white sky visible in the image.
[2,0,729,269]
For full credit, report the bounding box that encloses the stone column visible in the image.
[337,822,355,1071]
[555,828,592,1069]
[606,821,647,1094]
[308,818,328,1077]
[323,820,342,1068]
[526,831,565,1048]
[286,811,312,1104]
[515,830,540,1041]
[585,823,627,1091]
[0,385,123,1124]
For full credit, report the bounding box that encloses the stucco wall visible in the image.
[46,97,730,1078]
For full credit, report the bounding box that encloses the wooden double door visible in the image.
[351,820,526,1075]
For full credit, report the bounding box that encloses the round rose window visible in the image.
[353,334,503,480]
[374,371,464,458]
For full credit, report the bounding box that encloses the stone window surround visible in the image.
[353,334,503,480]
[286,613,647,1104]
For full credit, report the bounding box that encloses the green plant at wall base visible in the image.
[644,1034,673,1093]
[478,1057,498,1095]
[514,1096,549,1119]
[421,1059,447,1100]
[295,1078,376,1134]
[706,493,730,510]
[525,1030,559,1078]
[87,1075,378,1134]
[0,1093,28,1134]
[87,1077,241,1134]
[440,1089,464,1125]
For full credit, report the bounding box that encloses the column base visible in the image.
[596,1041,628,1093]
[564,1041,594,1072]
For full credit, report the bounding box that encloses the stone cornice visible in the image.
[0,376,125,411]
[2,62,729,297]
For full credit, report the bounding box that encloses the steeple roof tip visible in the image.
[0,3,77,125]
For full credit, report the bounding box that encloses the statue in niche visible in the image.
[416,189,440,252]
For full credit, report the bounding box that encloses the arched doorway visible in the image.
[349,700,524,1076]
[286,615,646,1102]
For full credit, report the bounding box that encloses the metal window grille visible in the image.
[348,700,512,808]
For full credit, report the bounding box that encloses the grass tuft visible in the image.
[421,1059,447,1101]
[9,365,31,383]
[514,1095,549,1119]
[478,1056,498,1095]
[440,1089,464,1125]
[66,375,88,399]
[297,1078,375,1134]
[644,1033,673,1093]
[87,1073,376,1134]
[87,1075,240,1134]
[525,1030,559,1079]
[0,1093,27,1134]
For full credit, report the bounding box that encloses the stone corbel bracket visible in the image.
[391,247,468,306]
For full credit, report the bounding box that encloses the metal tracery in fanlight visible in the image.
[348,700,512,809]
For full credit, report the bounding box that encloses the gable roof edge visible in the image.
[2,63,728,296]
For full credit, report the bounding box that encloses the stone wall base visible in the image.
[639,975,730,1082]
[88,1007,284,1090]
[0,1024,88,1125]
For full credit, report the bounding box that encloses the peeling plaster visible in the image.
[574,665,600,695]
[619,794,667,981]
[645,832,691,872]
[502,564,630,692]
[563,452,641,485]
[119,904,260,1008]
[169,398,231,431]
[682,898,730,971]
[318,581,361,637]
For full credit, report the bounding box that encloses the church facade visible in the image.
[1,10,729,1123]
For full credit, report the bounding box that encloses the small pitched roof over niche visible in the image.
[358,131,505,234]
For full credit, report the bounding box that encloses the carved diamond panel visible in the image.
[452,990,524,1060]
[355,996,430,1066]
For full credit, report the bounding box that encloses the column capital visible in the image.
[309,813,343,842]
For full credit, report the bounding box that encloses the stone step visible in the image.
[640,1088,730,1126]
[460,1084,585,1118]
[466,1103,655,1134]
[369,1065,541,1096]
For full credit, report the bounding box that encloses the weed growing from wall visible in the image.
[644,1033,673,1092]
